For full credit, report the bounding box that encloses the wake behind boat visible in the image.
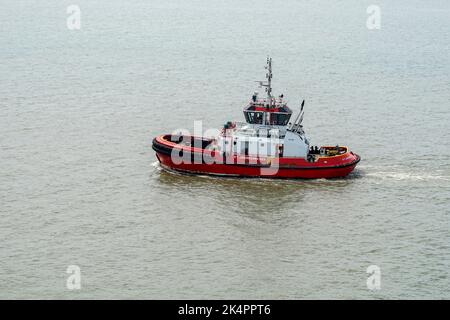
[152,57,360,179]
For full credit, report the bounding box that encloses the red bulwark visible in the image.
[153,135,360,179]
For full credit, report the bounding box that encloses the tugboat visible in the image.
[152,57,360,179]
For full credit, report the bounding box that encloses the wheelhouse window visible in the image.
[244,110,291,125]
[269,112,291,125]
[244,111,264,124]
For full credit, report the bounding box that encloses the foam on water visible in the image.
[360,166,450,182]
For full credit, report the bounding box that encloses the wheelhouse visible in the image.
[243,104,293,126]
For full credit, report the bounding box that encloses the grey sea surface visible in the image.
[0,0,449,299]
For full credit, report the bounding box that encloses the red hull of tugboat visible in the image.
[152,135,360,179]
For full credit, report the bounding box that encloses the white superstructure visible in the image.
[215,57,310,159]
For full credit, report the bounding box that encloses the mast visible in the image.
[257,56,274,125]
[266,57,273,107]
